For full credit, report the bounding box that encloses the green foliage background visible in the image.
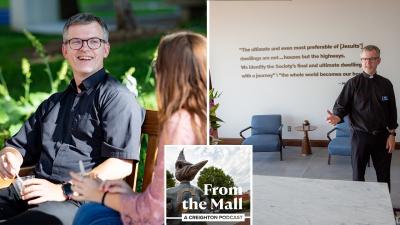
[197,166,236,202]
[166,170,176,188]
[0,0,206,191]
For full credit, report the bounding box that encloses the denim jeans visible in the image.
[72,202,122,225]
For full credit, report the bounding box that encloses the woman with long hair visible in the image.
[69,31,207,225]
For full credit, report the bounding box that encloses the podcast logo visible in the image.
[165,145,252,225]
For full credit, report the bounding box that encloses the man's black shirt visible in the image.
[333,72,398,133]
[5,68,144,183]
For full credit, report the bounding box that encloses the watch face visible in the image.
[63,183,73,196]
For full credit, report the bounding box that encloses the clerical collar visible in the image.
[362,72,376,79]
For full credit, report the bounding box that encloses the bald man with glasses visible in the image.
[327,45,397,191]
[0,13,143,225]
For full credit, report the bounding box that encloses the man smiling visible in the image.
[0,13,143,225]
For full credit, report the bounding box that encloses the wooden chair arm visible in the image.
[126,109,159,192]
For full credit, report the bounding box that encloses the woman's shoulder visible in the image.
[165,110,195,134]
[168,110,192,123]
[161,110,198,145]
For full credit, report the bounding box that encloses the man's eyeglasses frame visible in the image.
[360,57,380,62]
[63,37,107,50]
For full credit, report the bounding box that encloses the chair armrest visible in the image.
[278,124,283,132]
[327,127,337,142]
[240,126,252,139]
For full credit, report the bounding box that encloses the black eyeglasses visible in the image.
[64,37,107,50]
[361,57,379,62]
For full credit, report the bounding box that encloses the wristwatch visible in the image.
[389,132,396,136]
[61,183,73,200]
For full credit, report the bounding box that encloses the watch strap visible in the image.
[62,183,73,200]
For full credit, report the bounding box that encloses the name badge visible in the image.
[382,96,389,101]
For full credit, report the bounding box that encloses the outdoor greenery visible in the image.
[0,0,169,8]
[0,0,205,191]
[197,166,235,202]
[0,0,177,17]
[0,0,8,8]
[209,88,223,130]
[0,27,59,97]
[166,170,176,188]
[81,3,176,18]
[209,88,223,144]
[242,200,250,210]
[0,30,157,145]
[0,31,159,193]
[0,31,72,147]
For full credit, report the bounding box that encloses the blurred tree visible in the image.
[197,166,235,202]
[58,0,137,31]
[166,170,176,188]
[60,0,80,19]
[167,0,206,22]
[114,0,137,30]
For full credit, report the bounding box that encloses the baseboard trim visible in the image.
[218,137,400,149]
[218,138,329,146]
[218,138,242,145]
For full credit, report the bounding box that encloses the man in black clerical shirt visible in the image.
[0,13,143,225]
[327,45,397,190]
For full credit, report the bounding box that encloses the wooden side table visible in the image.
[295,125,317,156]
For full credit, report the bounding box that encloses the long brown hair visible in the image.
[155,31,207,144]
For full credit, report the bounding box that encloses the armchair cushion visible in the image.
[328,137,351,156]
[242,134,281,152]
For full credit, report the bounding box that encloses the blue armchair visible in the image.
[327,116,351,165]
[240,115,283,160]
[327,117,370,166]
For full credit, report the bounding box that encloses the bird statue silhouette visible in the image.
[175,149,208,182]
[167,149,209,225]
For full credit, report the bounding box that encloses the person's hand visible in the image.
[70,172,103,203]
[326,110,341,126]
[0,148,23,179]
[386,134,396,153]
[100,179,134,194]
[21,178,66,204]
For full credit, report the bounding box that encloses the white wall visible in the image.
[209,0,400,141]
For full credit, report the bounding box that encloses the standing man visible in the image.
[0,13,143,224]
[327,45,397,190]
